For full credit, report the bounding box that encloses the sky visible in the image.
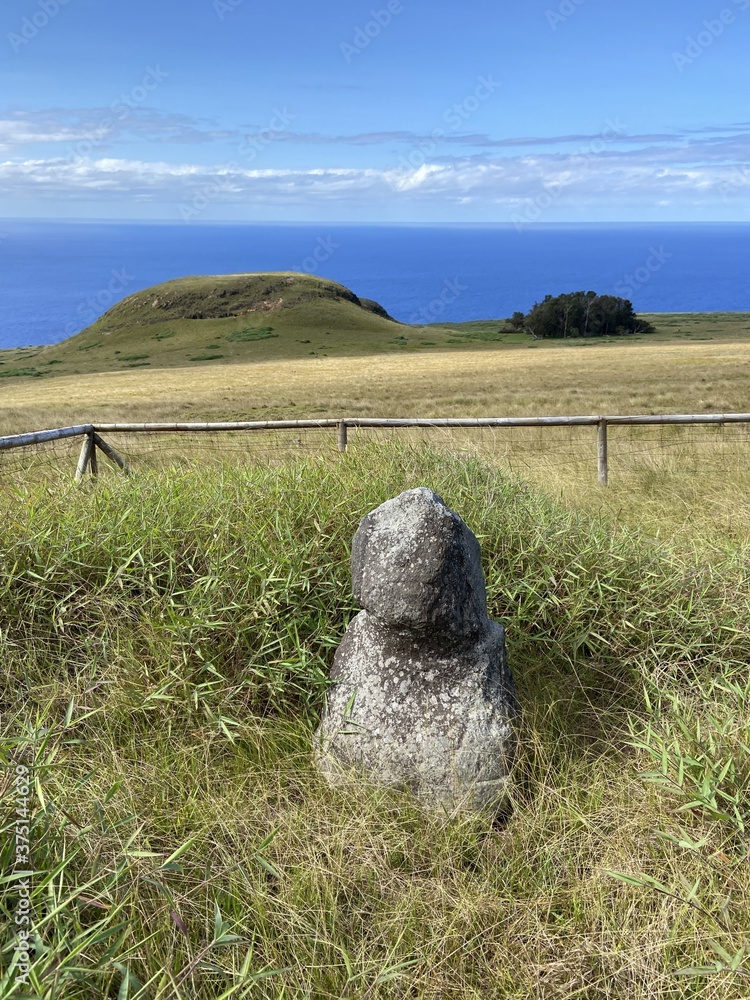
[1,0,750,224]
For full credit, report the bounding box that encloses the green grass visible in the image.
[6,272,747,385]
[437,325,508,344]
[5,273,412,378]
[1,443,749,996]
[0,367,43,379]
[225,326,277,343]
[2,304,749,385]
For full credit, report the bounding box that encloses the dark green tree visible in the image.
[522,291,654,339]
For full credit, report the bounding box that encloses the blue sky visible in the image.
[2,0,749,223]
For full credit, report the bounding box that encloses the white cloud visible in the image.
[0,118,93,150]
[0,108,235,155]
[1,144,749,214]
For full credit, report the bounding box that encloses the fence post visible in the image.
[597,419,609,486]
[75,432,95,481]
[337,420,348,453]
[89,437,98,477]
[92,433,131,474]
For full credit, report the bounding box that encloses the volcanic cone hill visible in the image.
[29,272,429,376]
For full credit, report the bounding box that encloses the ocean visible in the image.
[0,220,748,350]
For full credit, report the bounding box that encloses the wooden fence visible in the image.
[1,413,750,486]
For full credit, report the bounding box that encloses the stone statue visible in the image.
[315,487,518,816]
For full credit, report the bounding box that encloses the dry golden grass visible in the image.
[1,336,749,433]
[3,336,750,560]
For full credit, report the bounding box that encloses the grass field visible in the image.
[2,286,750,996]
[0,271,748,386]
[1,446,750,998]
[2,316,750,429]
[3,310,750,557]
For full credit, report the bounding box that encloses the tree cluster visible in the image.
[511,291,654,339]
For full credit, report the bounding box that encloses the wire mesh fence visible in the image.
[97,427,338,472]
[0,433,84,489]
[1,417,749,491]
[345,421,750,489]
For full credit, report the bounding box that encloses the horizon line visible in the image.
[2,217,750,228]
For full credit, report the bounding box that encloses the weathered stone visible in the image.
[352,488,488,636]
[316,488,518,817]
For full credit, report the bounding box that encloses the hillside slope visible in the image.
[2,269,748,384]
[17,272,447,378]
[85,272,396,329]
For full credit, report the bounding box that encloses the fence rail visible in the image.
[2,413,750,485]
[0,424,94,450]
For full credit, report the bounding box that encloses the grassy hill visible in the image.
[0,272,504,380]
[1,269,749,386]
[34,272,410,375]
[7,271,749,383]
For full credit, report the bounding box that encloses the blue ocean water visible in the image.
[0,220,748,350]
